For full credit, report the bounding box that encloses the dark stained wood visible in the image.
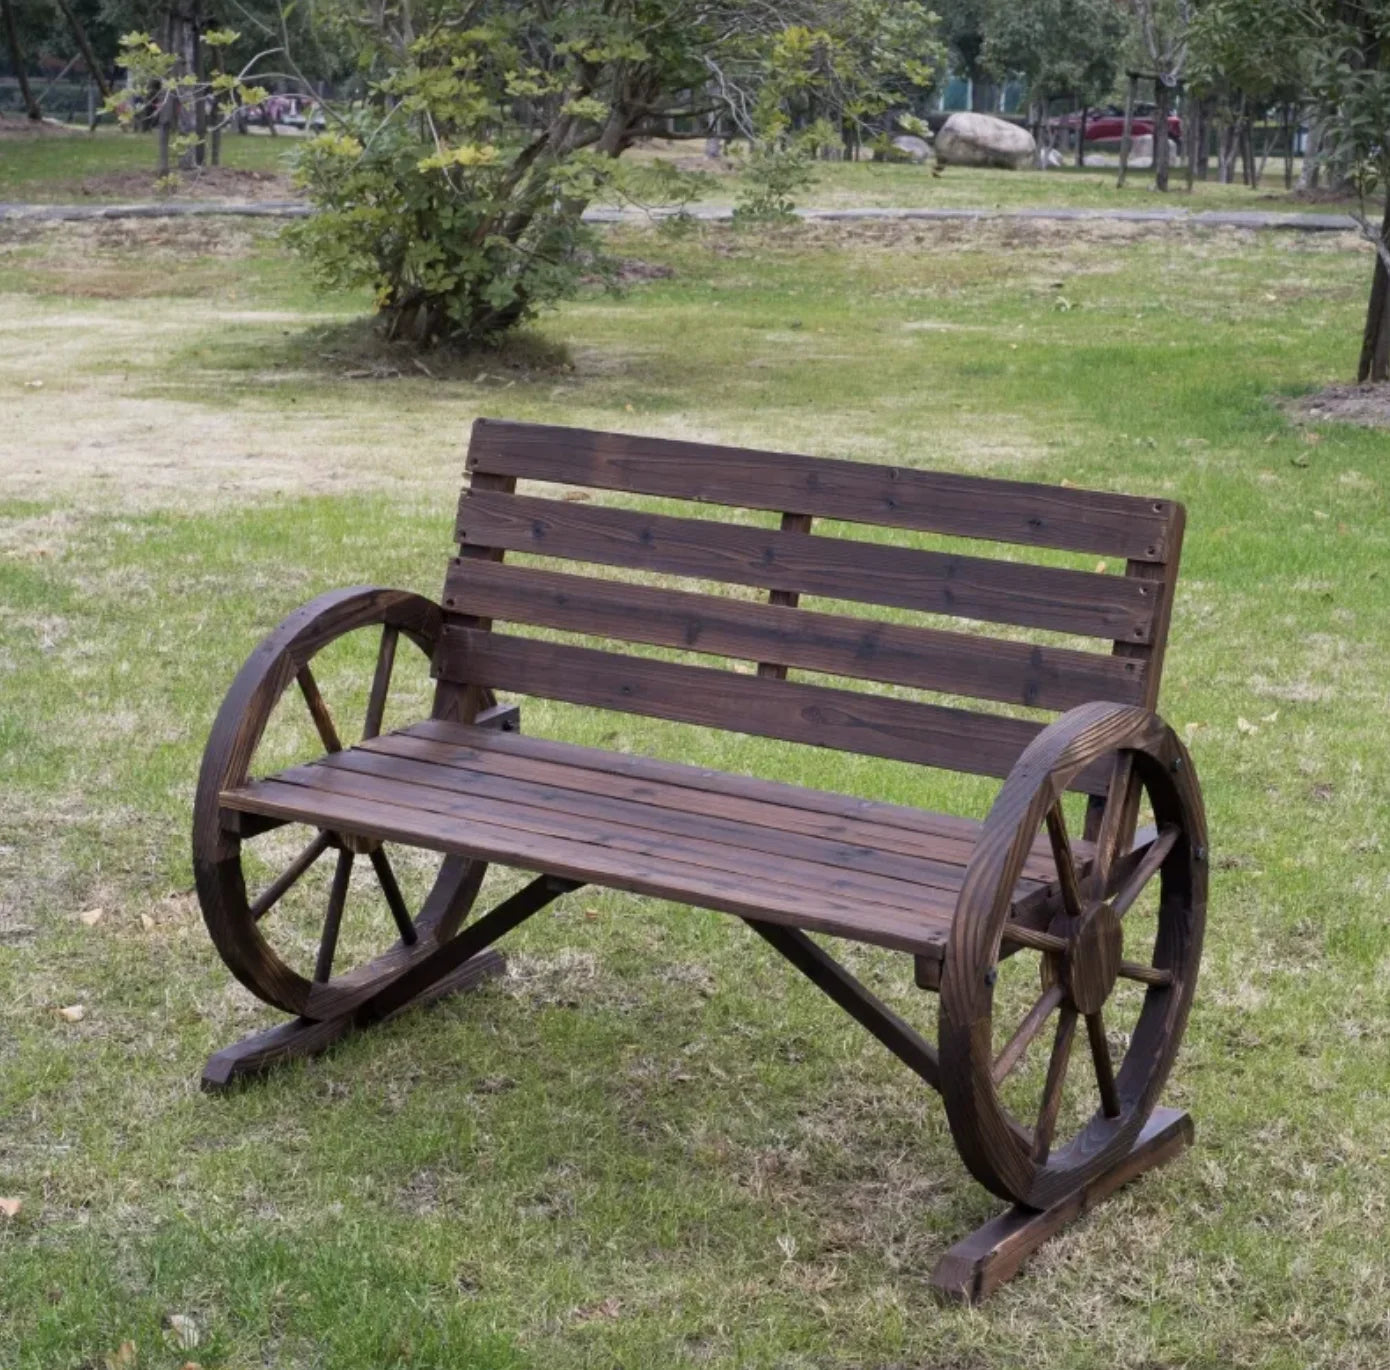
[465,419,1178,562]
[442,560,1148,712]
[437,628,1115,793]
[192,424,1202,1301]
[219,775,959,957]
[747,921,941,1090]
[929,1108,1194,1304]
[366,723,1085,884]
[201,950,506,1091]
[939,701,1206,1210]
[452,491,1157,643]
[759,511,813,679]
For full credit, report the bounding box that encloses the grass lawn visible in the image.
[0,121,1376,217]
[1,210,1388,1370]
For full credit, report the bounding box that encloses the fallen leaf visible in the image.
[1260,709,1279,724]
[163,1314,200,1350]
[106,1342,136,1369]
[1094,560,1107,574]
[139,913,155,932]
[78,907,104,927]
[1183,721,1204,742]
[572,1296,622,1323]
[624,403,635,412]
[57,1004,86,1022]
[25,379,44,389]
[1312,509,1329,520]
[560,490,590,502]
[1235,716,1258,736]
[0,1196,21,1218]
[584,907,601,921]
[1059,478,1076,488]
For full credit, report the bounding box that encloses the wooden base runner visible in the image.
[930,1107,1194,1304]
[202,950,506,1092]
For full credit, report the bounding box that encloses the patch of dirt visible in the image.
[0,114,85,139]
[1288,383,1390,429]
[70,167,295,202]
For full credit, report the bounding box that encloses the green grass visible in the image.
[0,124,298,201]
[0,122,1373,216]
[1,213,1388,1370]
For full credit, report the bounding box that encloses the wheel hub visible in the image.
[1056,902,1123,1014]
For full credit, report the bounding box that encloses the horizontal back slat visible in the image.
[455,491,1156,643]
[436,626,1112,793]
[442,560,1148,711]
[468,419,1176,562]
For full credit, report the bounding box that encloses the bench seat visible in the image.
[220,717,1091,964]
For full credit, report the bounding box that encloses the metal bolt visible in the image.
[984,966,998,987]
[1171,756,1183,772]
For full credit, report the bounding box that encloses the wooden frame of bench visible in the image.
[192,420,1207,1302]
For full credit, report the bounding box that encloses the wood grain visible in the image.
[466,419,1178,561]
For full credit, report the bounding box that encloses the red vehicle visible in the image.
[1055,109,1182,147]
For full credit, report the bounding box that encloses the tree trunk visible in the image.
[1076,104,1088,168]
[1299,118,1323,192]
[1357,199,1390,383]
[1117,75,1137,189]
[1154,81,1171,192]
[1185,98,1199,192]
[53,0,110,100]
[1,0,42,120]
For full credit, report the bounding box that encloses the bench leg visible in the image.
[202,871,578,1091]
[201,950,507,1091]
[929,1107,1194,1304]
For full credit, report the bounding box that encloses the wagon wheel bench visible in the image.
[193,419,1206,1302]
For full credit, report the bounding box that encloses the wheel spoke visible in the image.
[362,625,398,742]
[369,847,418,946]
[1110,824,1180,917]
[250,830,331,922]
[297,664,343,753]
[1033,1005,1077,1163]
[1090,753,1140,899]
[1086,1010,1121,1117]
[992,982,1065,1086]
[313,848,354,982]
[1044,801,1085,920]
[1118,959,1174,988]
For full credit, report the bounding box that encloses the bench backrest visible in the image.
[433,420,1185,796]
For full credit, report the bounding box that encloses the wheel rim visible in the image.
[192,589,490,1019]
[939,703,1207,1210]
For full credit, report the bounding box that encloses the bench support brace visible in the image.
[929,1106,1194,1304]
[202,872,581,1091]
[745,920,940,1092]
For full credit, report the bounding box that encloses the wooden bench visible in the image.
[193,419,1207,1301]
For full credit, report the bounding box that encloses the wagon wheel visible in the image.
[192,587,494,1021]
[939,702,1207,1211]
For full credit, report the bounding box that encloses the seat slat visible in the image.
[274,751,989,912]
[435,627,1114,793]
[407,718,992,841]
[443,559,1147,712]
[222,776,956,955]
[368,724,1083,886]
[467,419,1175,562]
[455,491,1155,644]
[315,744,1037,899]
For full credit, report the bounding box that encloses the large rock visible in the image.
[889,134,932,164]
[934,113,1036,170]
[1124,134,1181,169]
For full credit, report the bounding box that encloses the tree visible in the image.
[1127,0,1191,190]
[288,0,942,349]
[1305,1,1390,381]
[979,0,1130,162]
